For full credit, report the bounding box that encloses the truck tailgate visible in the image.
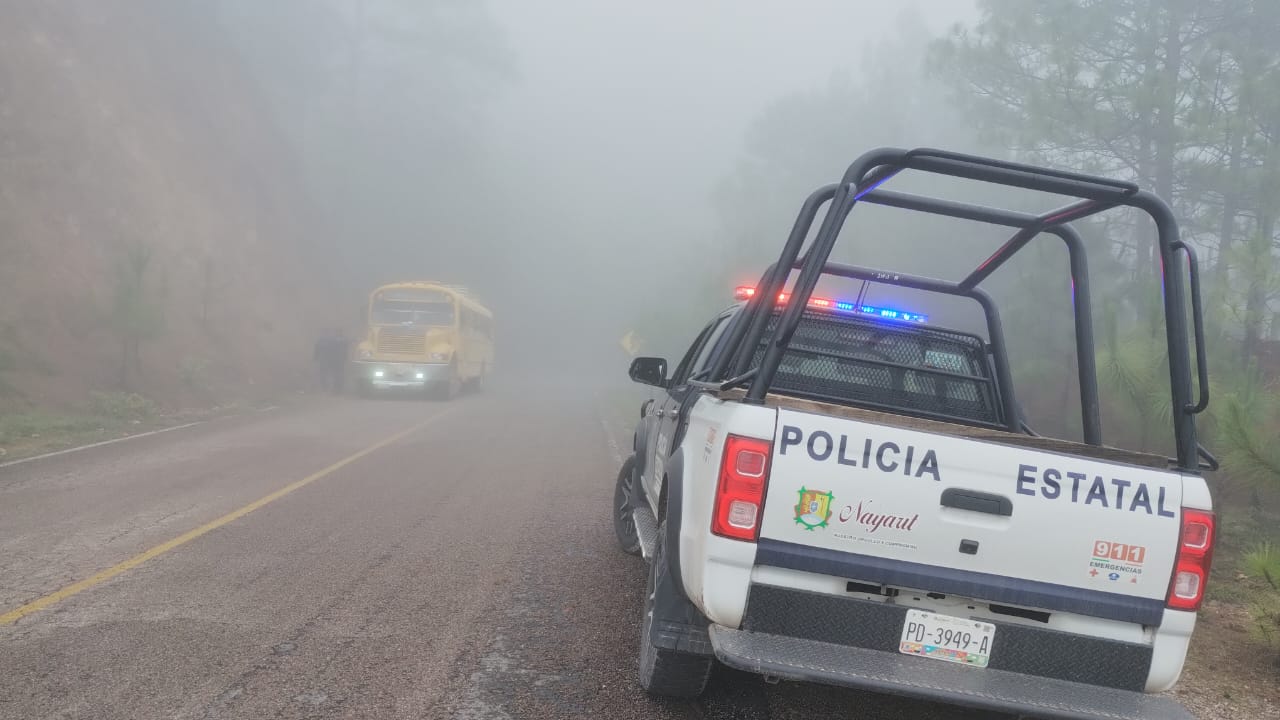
[757,409,1184,624]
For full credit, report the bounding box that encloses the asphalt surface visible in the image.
[0,377,998,720]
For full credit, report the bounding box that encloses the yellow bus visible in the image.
[352,281,493,399]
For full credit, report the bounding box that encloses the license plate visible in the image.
[899,609,995,668]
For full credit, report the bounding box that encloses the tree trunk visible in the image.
[1129,2,1167,281]
[1214,128,1243,289]
[1151,0,1185,296]
[1242,214,1273,363]
[1154,4,1183,210]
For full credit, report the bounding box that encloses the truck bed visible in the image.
[715,388,1170,470]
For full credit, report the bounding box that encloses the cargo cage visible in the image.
[703,147,1215,474]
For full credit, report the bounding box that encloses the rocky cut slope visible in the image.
[0,1,338,410]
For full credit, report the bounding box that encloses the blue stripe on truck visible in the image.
[755,538,1166,626]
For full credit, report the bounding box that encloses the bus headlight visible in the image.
[416,372,425,379]
[373,370,384,378]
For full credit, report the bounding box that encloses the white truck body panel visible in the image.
[1147,609,1196,691]
[674,395,1209,693]
[761,408,1183,602]
[676,395,773,627]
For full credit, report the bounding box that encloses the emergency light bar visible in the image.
[733,286,927,324]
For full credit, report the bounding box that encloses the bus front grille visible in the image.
[377,330,427,355]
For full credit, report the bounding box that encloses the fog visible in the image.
[491,0,975,243]
[206,0,1004,370]
[218,0,981,364]
[487,0,978,356]
[6,0,1272,459]
[7,5,1280,716]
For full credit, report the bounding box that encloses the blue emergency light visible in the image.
[734,286,927,324]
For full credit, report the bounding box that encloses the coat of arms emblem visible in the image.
[794,487,834,530]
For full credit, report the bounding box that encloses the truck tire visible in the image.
[613,456,642,556]
[639,521,713,698]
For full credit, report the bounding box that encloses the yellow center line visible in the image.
[0,410,450,626]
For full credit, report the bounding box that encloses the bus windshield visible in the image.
[371,300,454,326]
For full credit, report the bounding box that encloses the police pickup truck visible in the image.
[611,149,1215,720]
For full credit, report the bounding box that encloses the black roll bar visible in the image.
[840,148,1140,200]
[727,147,1204,472]
[708,185,839,383]
[1170,241,1209,415]
[857,189,1104,445]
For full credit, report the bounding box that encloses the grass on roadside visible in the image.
[1212,505,1280,653]
[0,391,262,462]
[1176,504,1280,716]
[0,411,143,460]
[1208,505,1280,607]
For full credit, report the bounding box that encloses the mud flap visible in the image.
[648,521,713,657]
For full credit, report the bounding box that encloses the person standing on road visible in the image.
[312,329,350,394]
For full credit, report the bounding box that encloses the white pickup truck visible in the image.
[611,149,1215,720]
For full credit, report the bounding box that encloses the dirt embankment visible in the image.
[0,1,339,412]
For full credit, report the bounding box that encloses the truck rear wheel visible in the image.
[638,521,713,698]
[613,456,641,556]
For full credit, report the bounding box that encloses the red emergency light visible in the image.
[731,286,928,323]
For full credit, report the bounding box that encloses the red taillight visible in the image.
[1167,508,1215,611]
[735,448,767,477]
[712,435,773,542]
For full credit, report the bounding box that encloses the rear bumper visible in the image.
[708,625,1193,720]
[743,584,1153,691]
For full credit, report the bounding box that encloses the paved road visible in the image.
[0,377,996,720]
